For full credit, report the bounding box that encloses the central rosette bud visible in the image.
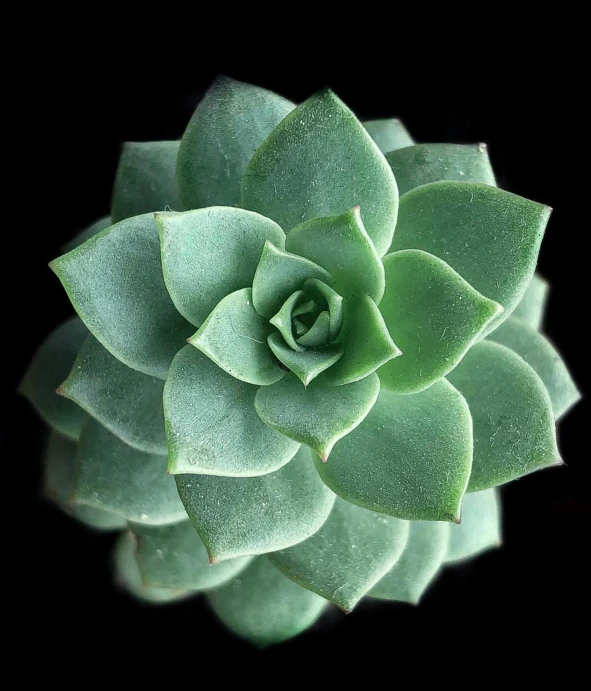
[267,279,345,384]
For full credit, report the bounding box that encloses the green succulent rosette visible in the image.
[21,77,580,647]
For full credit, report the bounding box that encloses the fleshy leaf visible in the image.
[445,489,502,563]
[189,288,284,386]
[285,208,385,302]
[20,317,87,440]
[270,291,306,351]
[252,242,330,318]
[386,143,496,196]
[267,332,343,386]
[363,118,414,153]
[314,380,473,521]
[156,208,286,327]
[447,341,559,491]
[177,77,294,209]
[269,497,409,611]
[379,250,502,394]
[44,433,127,530]
[131,521,251,591]
[207,557,328,648]
[324,295,401,386]
[242,89,399,256]
[487,317,580,419]
[76,419,187,525]
[510,274,549,329]
[50,214,193,379]
[59,335,167,454]
[302,279,344,340]
[114,533,193,604]
[61,216,111,253]
[255,373,380,461]
[111,141,182,223]
[175,446,335,562]
[296,311,331,348]
[370,522,450,604]
[164,347,298,476]
[389,181,551,334]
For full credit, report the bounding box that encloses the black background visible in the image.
[9,57,589,672]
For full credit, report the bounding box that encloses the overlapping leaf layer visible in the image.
[22,77,579,647]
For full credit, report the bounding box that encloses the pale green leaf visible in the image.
[175,446,335,562]
[20,317,87,440]
[76,419,187,525]
[255,373,380,461]
[302,279,344,340]
[131,521,251,591]
[446,489,502,563]
[285,208,385,302]
[242,89,399,256]
[177,77,294,209]
[510,274,549,329]
[208,557,328,648]
[62,216,112,253]
[270,291,306,351]
[60,335,167,454]
[447,341,559,491]
[386,143,496,196]
[379,249,502,394]
[111,141,183,223]
[164,346,298,476]
[314,380,473,521]
[50,214,193,379]
[267,332,343,386]
[43,432,127,530]
[252,242,331,318]
[156,207,286,327]
[390,181,551,334]
[324,295,401,386]
[295,311,331,348]
[269,497,409,611]
[487,317,580,419]
[189,288,284,386]
[370,521,450,603]
[114,532,194,604]
[363,118,414,153]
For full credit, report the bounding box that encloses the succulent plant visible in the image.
[21,77,580,648]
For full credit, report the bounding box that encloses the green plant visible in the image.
[21,77,580,647]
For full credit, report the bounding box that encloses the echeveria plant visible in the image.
[21,77,580,647]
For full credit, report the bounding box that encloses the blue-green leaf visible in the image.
[386,143,496,196]
[370,521,450,604]
[285,208,385,302]
[446,489,502,563]
[175,446,335,562]
[267,332,343,387]
[177,77,294,209]
[164,347,298,476]
[20,317,87,440]
[510,274,549,329]
[270,497,409,611]
[379,249,502,394]
[76,419,187,526]
[389,182,551,334]
[447,341,559,491]
[189,288,284,386]
[487,317,580,419]
[242,89,399,256]
[255,373,380,461]
[314,380,473,521]
[50,214,193,379]
[363,118,414,153]
[156,207,286,327]
[207,557,328,648]
[60,335,167,454]
[111,141,183,223]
